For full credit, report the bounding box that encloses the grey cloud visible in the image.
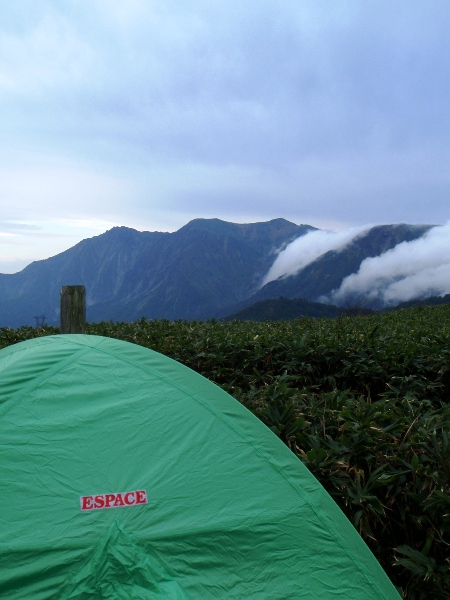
[0,0,450,246]
[3,0,450,167]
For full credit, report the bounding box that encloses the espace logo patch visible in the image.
[80,490,148,511]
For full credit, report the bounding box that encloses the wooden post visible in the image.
[60,286,86,334]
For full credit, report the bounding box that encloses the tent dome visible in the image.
[0,335,399,599]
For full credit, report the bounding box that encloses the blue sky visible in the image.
[1,0,450,272]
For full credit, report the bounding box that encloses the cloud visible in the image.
[262,225,370,285]
[0,258,34,274]
[0,216,122,274]
[328,223,450,306]
[3,0,450,168]
[0,221,40,233]
[0,156,133,222]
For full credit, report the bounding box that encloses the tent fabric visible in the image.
[0,334,400,599]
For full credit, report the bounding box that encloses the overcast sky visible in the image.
[1,0,449,273]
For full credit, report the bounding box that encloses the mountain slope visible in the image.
[218,224,432,317]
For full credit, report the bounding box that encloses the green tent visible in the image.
[0,335,400,599]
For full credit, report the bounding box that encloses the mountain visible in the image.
[0,219,437,328]
[0,218,312,327]
[218,224,432,317]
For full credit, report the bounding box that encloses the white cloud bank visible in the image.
[262,225,370,285]
[327,222,450,306]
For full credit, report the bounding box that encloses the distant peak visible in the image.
[179,218,232,229]
[179,217,303,233]
[108,226,138,232]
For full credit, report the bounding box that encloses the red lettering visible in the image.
[81,496,94,511]
[135,490,148,505]
[94,495,105,509]
[81,490,147,511]
[104,494,115,508]
[114,493,125,507]
[124,492,135,505]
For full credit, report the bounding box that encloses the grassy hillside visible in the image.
[390,293,450,310]
[2,304,449,598]
[223,296,342,320]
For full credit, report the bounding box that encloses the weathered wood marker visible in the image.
[60,285,86,334]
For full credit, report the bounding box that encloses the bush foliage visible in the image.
[1,305,450,599]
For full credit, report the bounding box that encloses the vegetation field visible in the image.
[1,305,450,599]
